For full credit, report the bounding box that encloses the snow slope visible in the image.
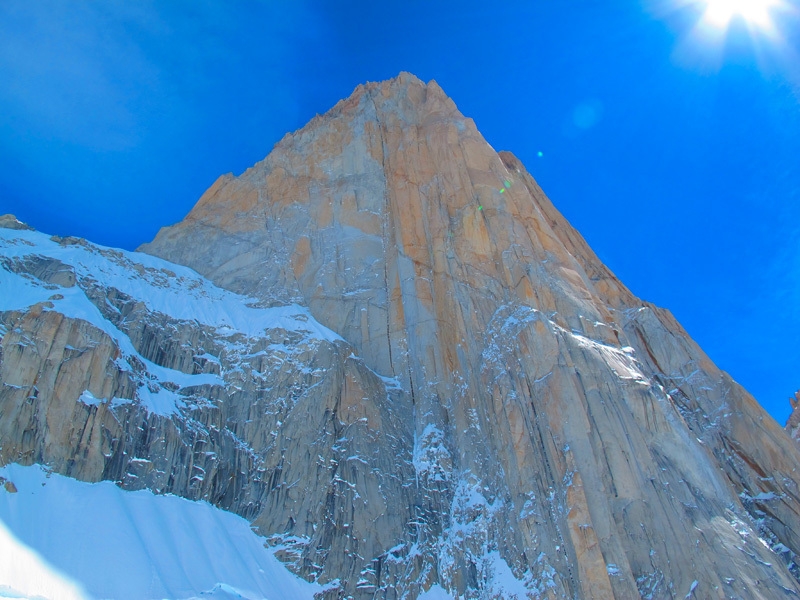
[0,464,323,600]
[417,585,454,599]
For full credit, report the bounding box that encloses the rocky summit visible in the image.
[3,73,800,599]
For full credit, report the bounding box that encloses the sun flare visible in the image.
[701,0,778,29]
[662,0,796,73]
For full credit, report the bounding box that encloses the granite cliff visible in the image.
[2,73,800,599]
[786,391,800,443]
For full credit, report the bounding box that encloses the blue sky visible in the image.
[1,0,798,422]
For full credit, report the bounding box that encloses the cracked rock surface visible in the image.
[3,73,800,599]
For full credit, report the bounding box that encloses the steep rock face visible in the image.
[139,73,800,598]
[3,73,800,599]
[0,228,414,589]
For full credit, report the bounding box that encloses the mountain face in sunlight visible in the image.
[3,74,800,599]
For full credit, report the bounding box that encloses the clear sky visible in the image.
[1,1,798,422]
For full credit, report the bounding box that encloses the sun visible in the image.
[654,0,796,73]
[700,0,779,29]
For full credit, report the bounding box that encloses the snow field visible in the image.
[0,464,322,600]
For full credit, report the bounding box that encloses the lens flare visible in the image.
[648,0,797,76]
[701,0,778,30]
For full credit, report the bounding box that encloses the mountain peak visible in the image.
[282,72,463,152]
[16,76,798,599]
[346,71,452,110]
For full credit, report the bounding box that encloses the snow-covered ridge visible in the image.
[0,227,345,415]
[0,227,342,343]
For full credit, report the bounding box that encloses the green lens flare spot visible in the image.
[478,205,483,210]
[499,188,505,194]
[537,151,544,157]
[504,180,511,188]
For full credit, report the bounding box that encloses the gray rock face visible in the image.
[0,229,413,591]
[3,74,800,599]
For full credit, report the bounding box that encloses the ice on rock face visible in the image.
[413,424,452,483]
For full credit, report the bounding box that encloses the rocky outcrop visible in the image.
[4,73,800,599]
[0,214,34,231]
[787,391,800,441]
